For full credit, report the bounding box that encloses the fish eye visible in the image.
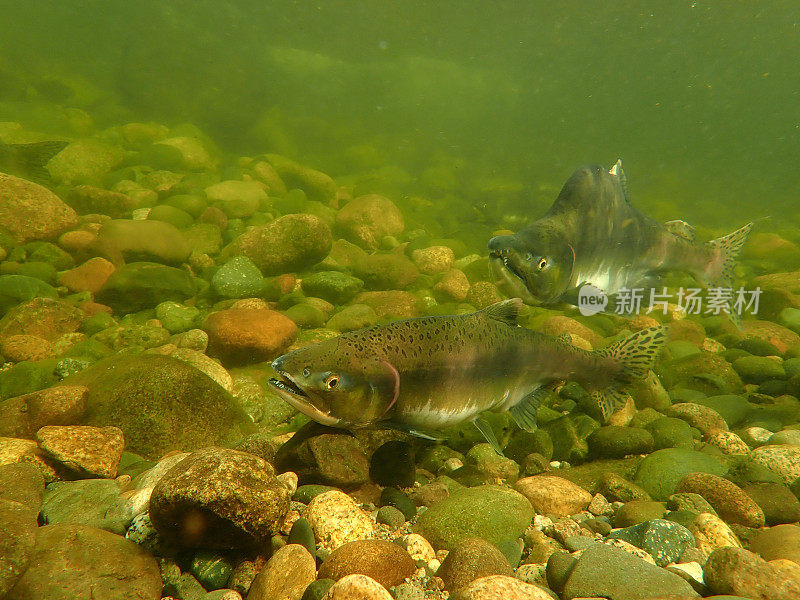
[302,367,310,378]
[324,374,340,389]
[537,258,547,270]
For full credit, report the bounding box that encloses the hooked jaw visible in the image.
[488,236,539,304]
[268,358,342,427]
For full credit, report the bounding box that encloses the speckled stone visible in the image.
[751,445,800,485]
[450,574,555,600]
[607,519,695,567]
[707,430,751,456]
[742,482,800,525]
[676,472,765,528]
[666,403,728,436]
[690,513,742,558]
[704,546,800,600]
[302,490,376,551]
[35,425,124,478]
[401,533,436,563]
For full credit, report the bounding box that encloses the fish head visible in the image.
[268,338,397,429]
[488,229,573,304]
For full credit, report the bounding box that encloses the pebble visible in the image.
[690,512,742,557]
[606,518,695,566]
[376,505,406,528]
[750,444,800,485]
[675,472,765,528]
[247,544,316,600]
[742,482,800,525]
[436,537,512,592]
[402,533,436,563]
[706,429,751,455]
[318,539,416,588]
[302,489,377,551]
[514,475,592,516]
[450,574,555,600]
[320,573,394,600]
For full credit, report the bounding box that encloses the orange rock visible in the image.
[354,290,420,319]
[57,257,116,294]
[0,386,88,438]
[0,334,54,362]
[204,308,297,364]
[0,173,78,242]
[743,320,799,354]
[0,298,84,342]
[539,315,602,347]
[78,301,113,316]
[36,425,124,478]
[57,229,97,254]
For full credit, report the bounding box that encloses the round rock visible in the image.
[675,472,765,528]
[318,539,416,588]
[437,537,512,593]
[148,447,291,549]
[302,490,377,551]
[247,543,316,600]
[514,475,592,517]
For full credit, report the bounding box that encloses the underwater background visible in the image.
[2,2,800,600]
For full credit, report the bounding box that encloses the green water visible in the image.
[2,1,799,231]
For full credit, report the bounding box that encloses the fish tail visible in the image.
[701,222,754,290]
[590,326,666,421]
[14,140,68,181]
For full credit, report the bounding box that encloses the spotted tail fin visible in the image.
[591,326,666,421]
[703,222,754,290]
[596,326,666,383]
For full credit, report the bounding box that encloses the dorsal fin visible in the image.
[609,159,631,203]
[480,298,522,326]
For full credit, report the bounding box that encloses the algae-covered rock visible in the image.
[300,271,364,305]
[633,448,728,501]
[335,193,404,250]
[64,353,251,459]
[0,173,78,243]
[47,139,126,184]
[93,219,191,265]
[656,351,745,395]
[413,485,533,551]
[0,275,58,313]
[96,262,196,314]
[66,185,138,218]
[228,213,332,275]
[204,180,268,218]
[211,256,265,298]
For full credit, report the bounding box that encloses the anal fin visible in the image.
[473,417,504,456]
[382,421,445,441]
[589,387,631,422]
[508,385,555,432]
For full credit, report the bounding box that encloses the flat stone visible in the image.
[6,523,161,600]
[36,425,124,478]
[514,476,592,516]
[0,499,38,597]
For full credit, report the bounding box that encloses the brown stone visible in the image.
[57,257,116,294]
[435,269,470,301]
[0,385,88,438]
[0,462,45,512]
[35,425,124,478]
[148,447,290,549]
[0,298,84,342]
[451,575,555,600]
[321,574,393,600]
[353,290,420,319]
[675,472,765,528]
[6,523,161,600]
[66,185,138,217]
[437,537,513,592]
[514,475,592,516]
[539,316,602,347]
[743,320,800,354]
[0,173,78,243]
[704,546,800,600]
[318,539,416,588]
[204,307,297,364]
[0,335,54,362]
[336,194,404,250]
[247,543,316,600]
[749,524,800,564]
[0,499,39,597]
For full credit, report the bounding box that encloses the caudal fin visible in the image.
[590,326,666,421]
[703,222,754,290]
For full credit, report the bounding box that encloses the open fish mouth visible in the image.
[488,253,539,305]
[268,373,341,427]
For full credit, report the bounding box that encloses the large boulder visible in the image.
[148,447,290,549]
[6,523,161,600]
[64,353,251,459]
[0,173,77,242]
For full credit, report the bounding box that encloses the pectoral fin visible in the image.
[508,385,554,432]
[473,416,505,456]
